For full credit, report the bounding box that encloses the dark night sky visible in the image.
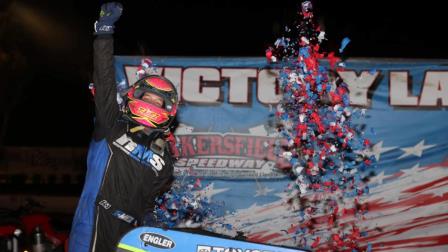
[1,0,446,147]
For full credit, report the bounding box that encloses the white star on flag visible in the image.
[254,180,274,197]
[195,183,229,202]
[370,170,387,185]
[371,141,397,161]
[398,140,436,159]
[433,187,448,198]
[365,140,396,161]
[400,163,421,178]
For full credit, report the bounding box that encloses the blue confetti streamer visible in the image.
[339,37,351,53]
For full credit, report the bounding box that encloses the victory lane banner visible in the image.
[114,57,448,179]
[115,57,448,251]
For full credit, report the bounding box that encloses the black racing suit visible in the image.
[69,34,174,252]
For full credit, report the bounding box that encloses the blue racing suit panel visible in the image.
[68,139,110,252]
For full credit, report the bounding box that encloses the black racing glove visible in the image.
[94,2,123,35]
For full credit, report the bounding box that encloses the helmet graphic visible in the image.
[124,75,178,129]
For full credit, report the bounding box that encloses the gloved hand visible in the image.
[94,2,123,35]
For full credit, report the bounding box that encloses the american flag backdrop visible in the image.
[115,57,448,251]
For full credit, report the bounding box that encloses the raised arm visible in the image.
[92,2,123,140]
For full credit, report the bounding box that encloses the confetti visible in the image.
[152,177,221,228]
[339,37,351,53]
[268,1,375,250]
